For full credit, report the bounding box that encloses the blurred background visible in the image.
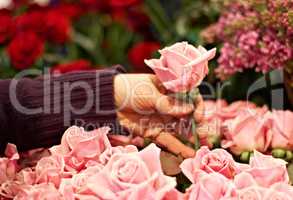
[0,0,292,108]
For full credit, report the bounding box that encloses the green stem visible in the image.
[191,119,200,150]
[144,0,173,43]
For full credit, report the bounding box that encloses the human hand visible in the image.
[112,111,196,158]
[114,74,194,116]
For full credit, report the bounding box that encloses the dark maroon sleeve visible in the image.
[0,65,125,153]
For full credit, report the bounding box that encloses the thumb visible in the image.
[155,93,194,117]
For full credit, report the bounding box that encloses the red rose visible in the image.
[109,0,141,7]
[128,41,160,71]
[80,0,109,11]
[51,60,93,74]
[7,31,44,70]
[15,11,46,34]
[55,3,83,19]
[0,13,14,44]
[44,11,71,44]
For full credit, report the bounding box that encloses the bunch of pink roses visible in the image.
[1,128,293,199]
[181,147,293,199]
[198,99,293,160]
[0,126,177,199]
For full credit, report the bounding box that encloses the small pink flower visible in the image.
[145,41,216,92]
[180,146,242,181]
[84,144,176,200]
[268,110,293,150]
[184,173,236,200]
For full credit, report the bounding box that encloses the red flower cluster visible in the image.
[1,4,74,70]
[0,13,14,44]
[8,31,44,70]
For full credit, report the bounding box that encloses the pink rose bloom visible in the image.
[268,110,293,150]
[245,151,289,187]
[14,183,62,200]
[234,171,293,199]
[84,144,176,200]
[222,111,272,155]
[202,99,228,122]
[180,146,242,181]
[98,145,138,165]
[162,189,183,200]
[35,154,67,188]
[16,168,36,185]
[263,182,293,200]
[50,126,112,172]
[184,173,236,200]
[70,165,104,195]
[0,143,20,184]
[145,41,216,92]
[219,101,258,120]
[236,186,264,200]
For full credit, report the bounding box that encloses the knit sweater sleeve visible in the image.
[0,65,124,153]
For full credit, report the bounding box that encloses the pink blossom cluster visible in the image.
[0,126,176,199]
[181,146,293,199]
[1,126,293,199]
[200,99,293,155]
[214,0,293,79]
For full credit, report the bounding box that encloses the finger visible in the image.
[155,94,194,117]
[193,94,205,123]
[117,112,149,137]
[154,132,195,158]
[149,74,167,94]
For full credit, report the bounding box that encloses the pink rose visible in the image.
[180,146,241,181]
[202,99,228,122]
[245,151,289,187]
[50,126,112,172]
[236,186,264,200]
[145,41,216,92]
[14,183,62,200]
[222,111,272,155]
[184,173,236,200]
[84,144,176,200]
[16,168,36,185]
[268,110,293,150]
[221,101,257,117]
[234,172,293,199]
[263,182,293,200]
[35,154,67,187]
[98,145,138,165]
[0,144,20,184]
[71,165,104,194]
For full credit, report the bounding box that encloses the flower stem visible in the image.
[191,118,200,150]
